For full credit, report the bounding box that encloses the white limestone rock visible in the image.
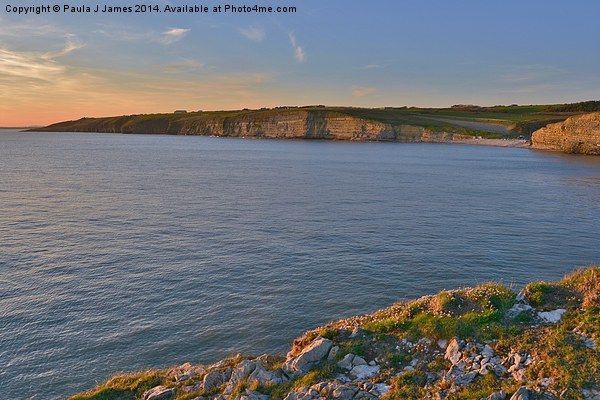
[350,364,380,380]
[538,309,566,323]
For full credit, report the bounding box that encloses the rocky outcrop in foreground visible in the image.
[70,267,599,400]
[531,112,600,155]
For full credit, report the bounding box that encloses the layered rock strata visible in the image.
[532,112,600,155]
[33,110,471,143]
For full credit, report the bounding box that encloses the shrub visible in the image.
[524,282,553,307]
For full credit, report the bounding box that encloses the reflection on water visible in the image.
[0,131,599,399]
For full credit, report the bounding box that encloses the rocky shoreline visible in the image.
[531,112,600,155]
[69,267,598,400]
[29,106,600,155]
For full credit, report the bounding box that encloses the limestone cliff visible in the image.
[32,110,470,143]
[531,112,600,155]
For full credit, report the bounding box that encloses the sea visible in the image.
[0,130,599,399]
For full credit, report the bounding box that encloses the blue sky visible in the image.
[1,0,599,125]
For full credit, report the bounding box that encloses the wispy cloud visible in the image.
[0,40,102,125]
[356,64,389,70]
[43,35,85,58]
[496,64,566,84]
[0,35,84,82]
[240,26,266,42]
[0,40,273,125]
[93,25,153,42]
[161,28,190,44]
[163,59,205,73]
[0,22,64,37]
[351,86,377,97]
[0,48,64,81]
[288,32,305,63]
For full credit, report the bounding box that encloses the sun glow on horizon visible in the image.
[2,1,599,126]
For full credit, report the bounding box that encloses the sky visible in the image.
[1,0,600,126]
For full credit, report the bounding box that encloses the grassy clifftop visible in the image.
[69,266,598,400]
[32,102,599,140]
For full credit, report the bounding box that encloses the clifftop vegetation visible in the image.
[69,267,599,400]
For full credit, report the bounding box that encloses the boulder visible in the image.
[202,370,230,393]
[352,356,367,366]
[143,386,176,400]
[512,368,526,382]
[483,390,507,400]
[283,387,321,400]
[283,337,333,378]
[171,362,201,382]
[479,364,491,375]
[507,303,533,318]
[224,360,256,395]
[235,389,270,400]
[493,363,508,377]
[337,353,355,370]
[582,389,600,400]
[510,387,530,400]
[540,378,553,388]
[247,363,286,386]
[538,309,566,323]
[328,345,340,360]
[454,371,477,386]
[350,364,380,380]
[583,337,598,350]
[445,338,464,365]
[331,385,358,400]
[481,345,495,358]
[335,373,351,383]
[353,391,378,399]
[372,383,391,396]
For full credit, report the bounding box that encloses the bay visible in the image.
[0,130,599,399]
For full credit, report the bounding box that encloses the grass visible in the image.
[228,378,248,399]
[383,370,427,399]
[496,314,599,399]
[249,381,291,400]
[363,317,407,333]
[524,282,555,307]
[292,361,338,390]
[443,373,519,400]
[561,267,600,308]
[68,370,166,400]
[524,267,599,310]
[360,283,516,342]
[315,327,339,341]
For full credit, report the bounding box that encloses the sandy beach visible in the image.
[451,138,531,148]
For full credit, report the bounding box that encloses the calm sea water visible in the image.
[1,130,599,399]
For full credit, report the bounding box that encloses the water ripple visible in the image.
[0,132,599,399]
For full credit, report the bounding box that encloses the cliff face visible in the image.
[34,110,467,143]
[532,112,600,155]
[178,111,410,140]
